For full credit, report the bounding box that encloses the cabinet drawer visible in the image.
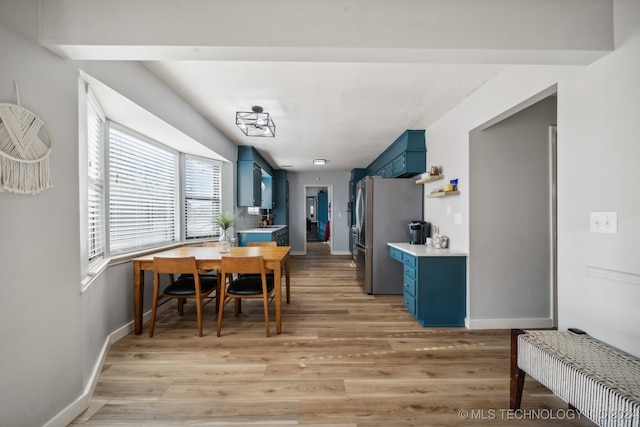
[402,264,416,280]
[404,291,417,317]
[402,253,417,268]
[403,274,416,297]
[389,247,403,262]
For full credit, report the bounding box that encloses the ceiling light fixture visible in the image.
[313,159,327,165]
[236,106,275,137]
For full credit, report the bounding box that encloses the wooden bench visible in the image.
[510,329,640,427]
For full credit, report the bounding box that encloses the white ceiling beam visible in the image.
[40,0,613,65]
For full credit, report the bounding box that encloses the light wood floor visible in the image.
[71,241,594,426]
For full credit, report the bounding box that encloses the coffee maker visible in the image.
[409,220,431,244]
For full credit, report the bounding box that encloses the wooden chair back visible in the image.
[221,255,266,276]
[153,256,198,276]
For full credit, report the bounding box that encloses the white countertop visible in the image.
[388,242,468,257]
[237,225,287,234]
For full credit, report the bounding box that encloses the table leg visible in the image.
[274,262,282,334]
[133,262,144,335]
[285,256,291,303]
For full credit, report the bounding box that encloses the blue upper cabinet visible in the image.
[261,172,273,209]
[365,130,426,178]
[237,146,275,207]
[272,170,289,226]
[237,161,262,207]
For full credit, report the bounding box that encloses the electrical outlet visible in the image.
[589,212,617,234]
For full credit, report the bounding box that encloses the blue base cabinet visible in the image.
[237,226,288,247]
[390,246,466,327]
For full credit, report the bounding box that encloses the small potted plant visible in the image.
[215,212,235,252]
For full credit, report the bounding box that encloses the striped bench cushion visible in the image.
[518,331,640,427]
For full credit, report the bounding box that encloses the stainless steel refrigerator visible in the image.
[353,176,424,294]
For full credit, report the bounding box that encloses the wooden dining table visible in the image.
[131,245,291,335]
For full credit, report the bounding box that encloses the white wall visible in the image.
[556,15,640,355]
[0,20,236,427]
[425,0,640,356]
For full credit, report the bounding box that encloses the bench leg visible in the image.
[510,329,526,410]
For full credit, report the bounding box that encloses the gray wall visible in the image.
[469,97,556,325]
[0,19,236,427]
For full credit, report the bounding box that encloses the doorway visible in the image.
[303,185,333,254]
[469,95,557,328]
[305,196,318,241]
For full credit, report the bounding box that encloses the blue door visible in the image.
[317,191,328,241]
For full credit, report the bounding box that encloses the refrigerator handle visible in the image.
[355,186,363,234]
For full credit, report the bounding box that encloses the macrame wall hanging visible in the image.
[0,82,53,194]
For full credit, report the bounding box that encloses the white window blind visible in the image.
[108,126,178,254]
[184,157,222,239]
[87,93,105,262]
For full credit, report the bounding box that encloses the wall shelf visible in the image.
[415,174,444,184]
[426,190,460,198]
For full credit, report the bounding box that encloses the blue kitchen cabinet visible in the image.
[237,231,273,246]
[389,245,466,327]
[237,226,288,246]
[366,130,426,178]
[237,161,262,207]
[261,172,273,209]
[237,146,276,207]
[272,169,289,229]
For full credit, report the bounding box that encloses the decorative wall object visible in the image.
[0,96,53,194]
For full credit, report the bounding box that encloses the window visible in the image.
[108,125,178,254]
[87,92,105,263]
[84,81,224,264]
[184,156,222,239]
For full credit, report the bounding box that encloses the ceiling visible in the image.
[144,61,505,172]
[34,0,612,173]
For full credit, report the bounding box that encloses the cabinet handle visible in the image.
[404,283,409,288]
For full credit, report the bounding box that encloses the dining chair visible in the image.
[241,241,277,278]
[149,256,217,337]
[217,256,275,337]
[198,241,219,278]
[178,242,219,296]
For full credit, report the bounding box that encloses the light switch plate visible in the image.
[589,212,617,234]
[454,213,462,225]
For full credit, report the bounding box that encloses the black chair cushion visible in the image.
[164,276,217,296]
[238,272,274,279]
[227,275,274,296]
[179,270,218,280]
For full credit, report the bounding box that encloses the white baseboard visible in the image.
[332,250,352,255]
[465,317,554,330]
[44,304,172,427]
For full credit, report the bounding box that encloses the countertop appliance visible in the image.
[409,220,431,244]
[353,176,423,294]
